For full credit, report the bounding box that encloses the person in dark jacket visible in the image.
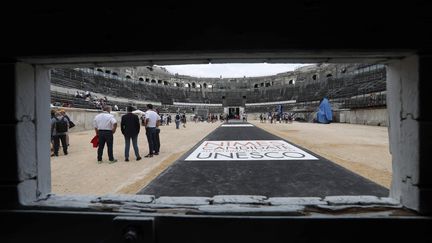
[121,106,141,161]
[51,111,69,156]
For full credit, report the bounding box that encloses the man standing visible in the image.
[121,106,141,162]
[93,105,118,163]
[175,113,181,129]
[59,109,73,147]
[143,104,160,157]
[181,113,187,128]
[51,110,69,156]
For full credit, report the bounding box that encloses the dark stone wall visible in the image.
[1,1,432,242]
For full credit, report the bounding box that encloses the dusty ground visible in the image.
[51,120,392,195]
[250,120,392,188]
[51,121,221,195]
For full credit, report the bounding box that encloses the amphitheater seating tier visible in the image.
[50,67,387,113]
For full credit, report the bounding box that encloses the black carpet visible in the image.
[138,123,389,197]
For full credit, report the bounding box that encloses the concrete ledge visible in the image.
[212,195,268,205]
[92,194,155,204]
[27,194,406,216]
[154,196,211,205]
[116,206,158,213]
[316,204,403,211]
[197,205,305,215]
[31,194,98,209]
[268,197,327,206]
[324,196,400,206]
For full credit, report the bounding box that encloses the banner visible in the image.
[185,140,318,161]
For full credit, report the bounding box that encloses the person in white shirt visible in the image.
[143,104,161,157]
[93,105,118,163]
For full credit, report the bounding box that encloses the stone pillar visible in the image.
[387,55,432,214]
[1,63,51,207]
[35,65,52,199]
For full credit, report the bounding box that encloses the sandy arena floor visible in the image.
[51,120,392,195]
[250,121,392,188]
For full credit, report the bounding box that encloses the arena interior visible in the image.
[50,63,387,124]
[49,63,390,198]
[3,2,431,242]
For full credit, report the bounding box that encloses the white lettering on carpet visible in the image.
[185,140,318,161]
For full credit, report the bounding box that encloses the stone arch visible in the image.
[192,82,196,88]
[139,77,144,81]
[151,79,156,83]
[126,75,132,79]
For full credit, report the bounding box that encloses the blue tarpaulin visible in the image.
[317,98,333,124]
[276,105,283,115]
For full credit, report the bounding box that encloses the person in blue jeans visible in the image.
[120,106,141,161]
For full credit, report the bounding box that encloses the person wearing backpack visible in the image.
[51,111,69,156]
[59,109,74,147]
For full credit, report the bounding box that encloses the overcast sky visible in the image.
[160,63,312,78]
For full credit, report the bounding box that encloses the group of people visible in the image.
[93,104,161,163]
[56,98,333,163]
[75,90,117,110]
[51,101,72,108]
[259,112,293,123]
[174,113,187,129]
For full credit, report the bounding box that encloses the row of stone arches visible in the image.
[91,68,213,88]
[252,72,334,88]
[92,67,334,89]
[92,68,170,86]
[135,78,213,89]
[173,82,211,89]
